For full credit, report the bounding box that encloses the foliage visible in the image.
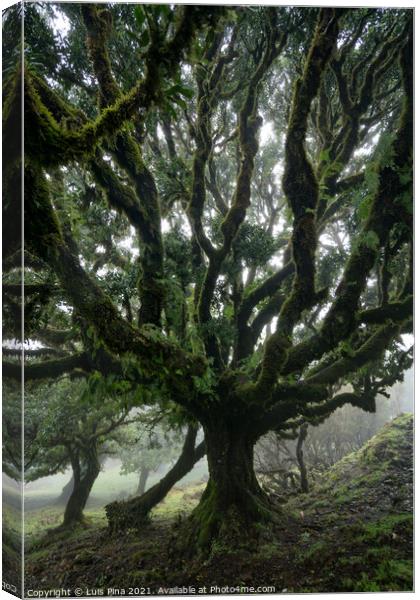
[23,378,135,483]
[2,3,413,551]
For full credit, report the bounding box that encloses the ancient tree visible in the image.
[3,5,412,553]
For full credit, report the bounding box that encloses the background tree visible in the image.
[118,420,199,496]
[256,365,413,495]
[117,422,172,496]
[4,4,412,555]
[24,379,136,528]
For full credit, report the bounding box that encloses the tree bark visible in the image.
[106,425,205,531]
[54,474,74,505]
[178,421,274,554]
[296,424,309,493]
[136,466,150,496]
[62,447,100,527]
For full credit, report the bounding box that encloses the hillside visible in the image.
[25,414,413,594]
[282,412,413,592]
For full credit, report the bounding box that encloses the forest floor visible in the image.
[23,413,413,594]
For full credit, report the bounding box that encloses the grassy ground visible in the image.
[22,480,207,540]
[19,458,208,544]
[21,414,413,594]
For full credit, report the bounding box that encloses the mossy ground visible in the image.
[23,414,413,594]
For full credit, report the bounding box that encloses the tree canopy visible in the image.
[3,3,412,554]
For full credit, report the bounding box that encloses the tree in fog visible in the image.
[24,379,136,527]
[3,5,412,552]
[107,418,205,529]
[256,373,413,494]
[118,421,201,495]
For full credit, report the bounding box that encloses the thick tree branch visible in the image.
[81,5,164,327]
[305,322,402,386]
[24,6,224,167]
[279,32,412,378]
[250,9,341,395]
[3,347,67,358]
[358,296,412,325]
[302,391,376,420]
[34,328,77,348]
[25,163,206,406]
[3,352,90,382]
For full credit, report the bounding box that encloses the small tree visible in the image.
[25,379,136,528]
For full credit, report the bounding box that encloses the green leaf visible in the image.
[358,194,373,221]
[134,6,145,28]
[166,83,195,100]
[138,29,150,48]
[363,230,380,251]
[319,148,330,163]
[172,96,187,111]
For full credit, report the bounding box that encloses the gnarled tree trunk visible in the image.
[179,418,275,554]
[63,446,100,527]
[106,425,205,531]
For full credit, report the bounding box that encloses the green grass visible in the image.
[354,513,413,544]
[360,413,413,465]
[295,511,413,592]
[152,482,205,520]
[22,464,207,541]
[300,540,327,560]
[342,559,413,592]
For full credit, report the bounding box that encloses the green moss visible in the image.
[319,414,412,491]
[342,559,413,592]
[300,540,328,561]
[25,160,63,261]
[174,476,276,558]
[375,559,412,587]
[23,66,156,168]
[257,542,281,560]
[193,482,222,549]
[361,414,413,464]
[355,513,413,544]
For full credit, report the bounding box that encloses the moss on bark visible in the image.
[175,422,276,556]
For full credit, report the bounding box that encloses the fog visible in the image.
[16,367,412,516]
